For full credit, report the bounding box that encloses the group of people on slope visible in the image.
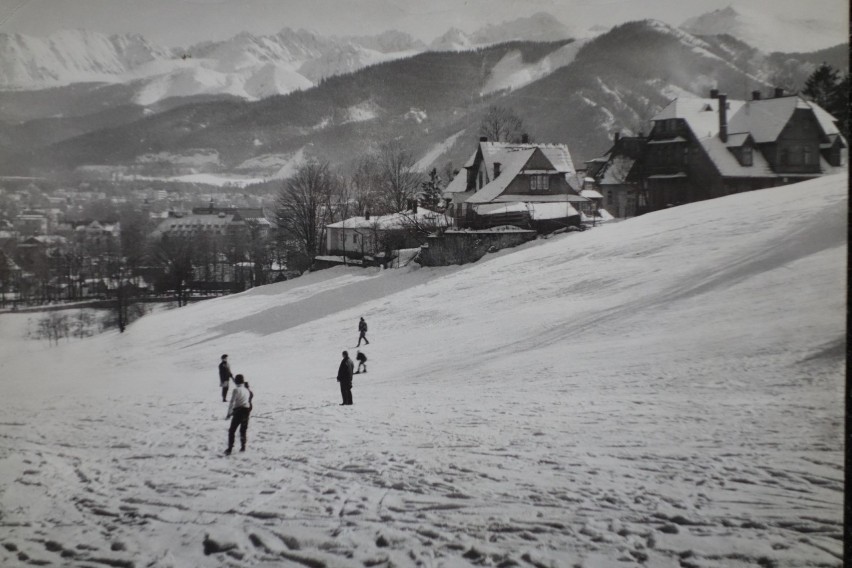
[337,317,369,406]
[217,317,370,454]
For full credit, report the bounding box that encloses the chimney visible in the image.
[614,131,621,144]
[479,136,488,142]
[774,87,784,98]
[493,162,501,178]
[718,93,728,143]
[365,210,370,221]
[751,90,762,100]
[520,133,530,143]
[710,88,719,99]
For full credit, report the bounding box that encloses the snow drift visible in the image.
[0,174,846,566]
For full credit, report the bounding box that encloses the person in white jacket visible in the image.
[225,374,253,455]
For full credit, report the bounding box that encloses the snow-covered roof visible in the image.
[581,189,604,199]
[464,148,536,203]
[697,135,776,178]
[724,133,751,147]
[654,94,844,146]
[595,155,637,186]
[529,202,580,220]
[443,169,469,194]
[653,97,746,139]
[647,136,688,145]
[327,208,446,230]
[473,201,580,219]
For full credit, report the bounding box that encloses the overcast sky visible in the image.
[0,0,847,47]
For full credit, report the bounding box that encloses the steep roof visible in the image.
[654,94,843,144]
[464,148,537,203]
[653,97,746,139]
[480,141,575,174]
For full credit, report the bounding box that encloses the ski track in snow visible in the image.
[0,175,846,567]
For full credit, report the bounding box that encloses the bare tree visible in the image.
[376,141,423,213]
[478,105,526,143]
[152,234,194,307]
[350,156,382,216]
[276,160,338,258]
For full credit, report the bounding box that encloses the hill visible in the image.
[0,174,845,566]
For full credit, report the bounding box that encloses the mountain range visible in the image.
[0,10,847,182]
[0,13,574,100]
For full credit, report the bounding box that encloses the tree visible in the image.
[479,105,526,143]
[376,141,423,213]
[152,234,194,307]
[417,168,444,211]
[276,160,338,259]
[828,73,849,139]
[350,156,382,216]
[803,63,840,109]
[802,63,849,138]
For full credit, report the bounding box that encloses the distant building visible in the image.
[444,138,595,231]
[584,133,647,218]
[151,205,272,239]
[325,209,440,259]
[14,212,49,236]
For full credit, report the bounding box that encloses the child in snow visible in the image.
[225,374,253,454]
[218,354,233,402]
[355,351,367,374]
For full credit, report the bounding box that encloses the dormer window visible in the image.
[530,174,549,191]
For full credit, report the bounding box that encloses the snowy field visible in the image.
[0,175,846,567]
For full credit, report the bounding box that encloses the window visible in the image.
[741,146,753,166]
[478,171,484,189]
[530,175,549,191]
[803,146,814,165]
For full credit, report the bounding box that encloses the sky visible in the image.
[0,0,848,47]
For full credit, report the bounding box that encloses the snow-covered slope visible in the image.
[430,12,575,52]
[0,30,174,86]
[481,38,590,95]
[0,175,846,566]
[0,27,417,103]
[681,5,846,53]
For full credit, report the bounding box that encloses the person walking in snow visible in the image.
[355,350,367,374]
[218,354,233,402]
[337,351,355,405]
[357,317,369,346]
[225,374,253,454]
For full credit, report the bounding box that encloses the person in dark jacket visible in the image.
[357,317,369,346]
[218,354,233,402]
[355,350,367,374]
[337,351,354,405]
[225,374,253,455]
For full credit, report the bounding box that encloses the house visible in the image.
[444,138,592,231]
[640,88,846,211]
[324,208,443,260]
[584,133,647,218]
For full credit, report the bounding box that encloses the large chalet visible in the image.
[445,138,594,230]
[586,88,847,216]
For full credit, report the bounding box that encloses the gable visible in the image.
[525,148,557,171]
